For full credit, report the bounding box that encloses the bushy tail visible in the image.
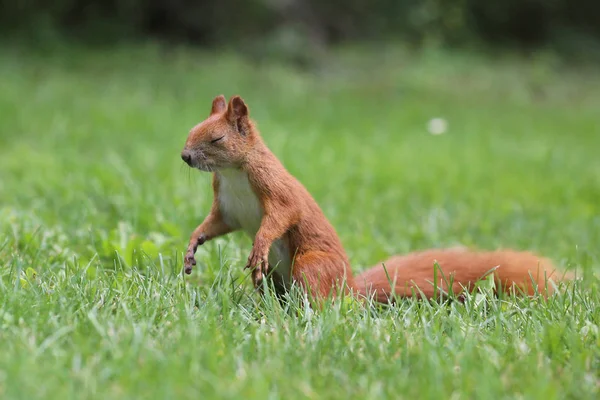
[356,248,574,303]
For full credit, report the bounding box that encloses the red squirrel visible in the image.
[180,95,570,302]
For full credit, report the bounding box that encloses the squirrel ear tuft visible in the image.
[210,95,227,115]
[227,96,248,120]
[226,96,249,135]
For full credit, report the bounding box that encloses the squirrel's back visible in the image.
[356,248,570,302]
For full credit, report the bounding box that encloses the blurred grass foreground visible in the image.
[1,3,600,399]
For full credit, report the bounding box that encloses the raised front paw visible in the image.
[245,248,269,287]
[184,250,197,275]
[183,234,206,275]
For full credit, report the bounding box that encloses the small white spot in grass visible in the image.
[580,321,598,338]
[516,341,530,355]
[428,118,448,135]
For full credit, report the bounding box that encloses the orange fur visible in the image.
[180,95,572,303]
[357,249,570,302]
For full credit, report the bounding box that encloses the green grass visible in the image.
[1,43,599,399]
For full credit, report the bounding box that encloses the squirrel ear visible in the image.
[226,96,249,134]
[210,95,227,115]
[226,96,248,120]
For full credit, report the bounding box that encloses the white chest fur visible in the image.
[216,169,292,284]
[217,169,263,235]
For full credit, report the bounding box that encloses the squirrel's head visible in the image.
[181,95,257,172]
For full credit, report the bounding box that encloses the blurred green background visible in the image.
[2,0,600,62]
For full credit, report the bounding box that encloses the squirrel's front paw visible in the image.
[245,248,269,287]
[183,235,206,275]
[184,250,197,275]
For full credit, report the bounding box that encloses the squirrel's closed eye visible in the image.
[210,136,225,144]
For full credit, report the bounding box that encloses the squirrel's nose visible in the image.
[181,150,192,166]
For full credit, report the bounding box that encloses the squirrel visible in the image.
[180,95,571,303]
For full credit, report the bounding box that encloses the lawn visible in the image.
[0,43,599,399]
